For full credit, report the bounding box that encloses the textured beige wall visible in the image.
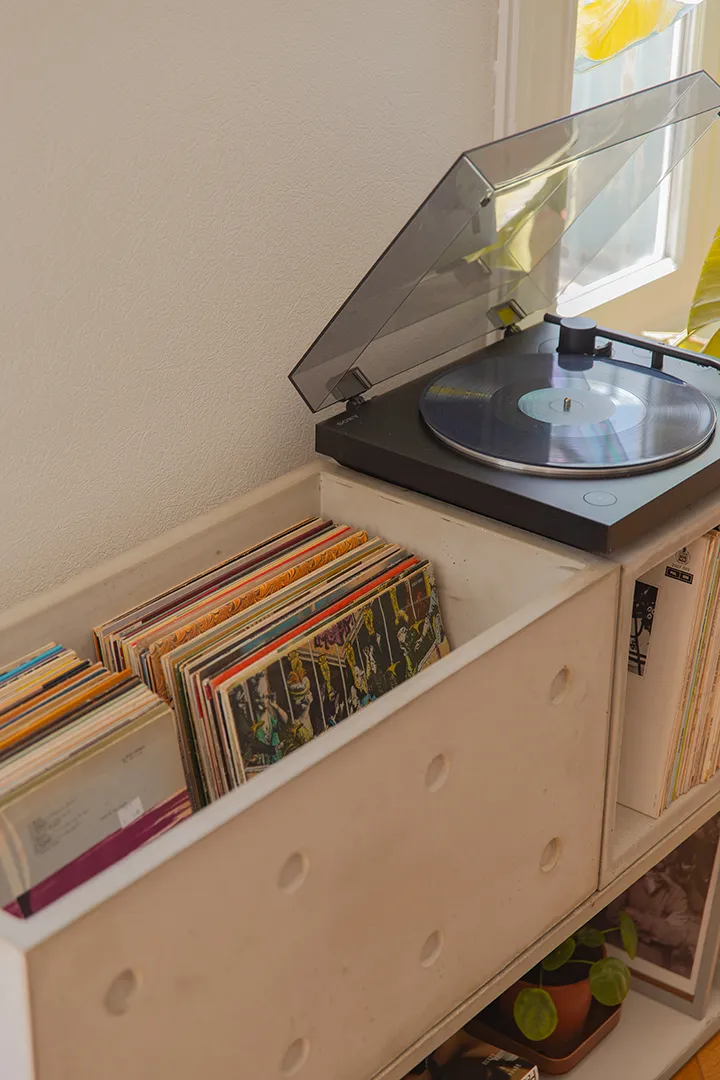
[0,0,498,608]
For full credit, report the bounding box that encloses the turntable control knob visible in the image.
[558,316,597,356]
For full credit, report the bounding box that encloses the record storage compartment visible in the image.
[0,462,619,1080]
[602,483,720,889]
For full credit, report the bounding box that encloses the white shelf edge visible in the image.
[568,987,720,1080]
[610,775,720,879]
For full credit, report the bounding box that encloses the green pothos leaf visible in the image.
[589,957,631,1006]
[575,926,605,949]
[513,987,558,1042]
[542,937,576,971]
[619,911,638,961]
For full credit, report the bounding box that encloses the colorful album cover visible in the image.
[93,517,332,669]
[129,524,355,690]
[220,563,450,775]
[144,527,369,699]
[169,541,409,803]
[163,535,393,722]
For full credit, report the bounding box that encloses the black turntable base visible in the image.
[315,322,720,554]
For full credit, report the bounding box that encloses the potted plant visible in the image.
[499,912,638,1055]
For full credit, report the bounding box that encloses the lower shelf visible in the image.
[567,988,720,1080]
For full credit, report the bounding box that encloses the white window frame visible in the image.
[557,4,706,317]
[494,0,577,140]
[493,0,720,335]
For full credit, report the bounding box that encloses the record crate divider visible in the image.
[1,459,720,1080]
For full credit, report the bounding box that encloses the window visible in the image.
[556,3,705,316]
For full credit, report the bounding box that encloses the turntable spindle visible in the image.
[563,397,571,412]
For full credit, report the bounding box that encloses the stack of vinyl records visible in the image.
[95,516,451,807]
[620,529,720,818]
[0,643,190,918]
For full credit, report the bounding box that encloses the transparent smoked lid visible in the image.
[289,71,720,412]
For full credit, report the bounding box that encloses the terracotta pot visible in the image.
[498,955,599,1056]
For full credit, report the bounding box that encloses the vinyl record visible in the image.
[420,353,717,477]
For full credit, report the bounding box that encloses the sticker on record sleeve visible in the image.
[628,580,658,678]
[665,565,693,584]
[663,546,693,583]
[117,796,144,829]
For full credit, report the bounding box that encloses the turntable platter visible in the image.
[419,353,717,477]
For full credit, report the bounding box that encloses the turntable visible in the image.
[289,72,720,553]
